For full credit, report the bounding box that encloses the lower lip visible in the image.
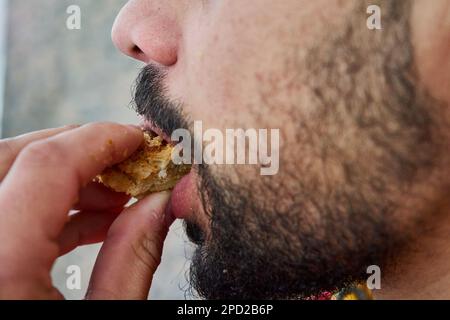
[170,171,195,219]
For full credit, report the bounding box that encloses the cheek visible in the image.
[176,0,349,131]
[185,16,254,129]
[177,1,291,130]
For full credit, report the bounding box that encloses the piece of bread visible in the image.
[97,132,191,198]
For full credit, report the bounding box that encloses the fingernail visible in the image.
[139,191,172,222]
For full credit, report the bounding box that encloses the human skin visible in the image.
[112,0,450,299]
[0,124,175,299]
[0,0,449,299]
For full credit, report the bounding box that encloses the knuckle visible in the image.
[0,140,16,175]
[105,207,166,273]
[0,139,16,159]
[20,140,66,166]
[131,234,163,272]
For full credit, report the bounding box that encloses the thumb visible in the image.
[86,191,173,300]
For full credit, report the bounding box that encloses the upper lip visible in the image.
[139,118,172,144]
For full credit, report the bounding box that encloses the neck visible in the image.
[373,197,450,299]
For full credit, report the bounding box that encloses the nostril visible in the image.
[131,45,143,56]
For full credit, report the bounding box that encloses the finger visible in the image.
[58,208,123,256]
[0,122,142,239]
[86,192,173,300]
[0,125,79,181]
[0,123,143,279]
[74,181,130,212]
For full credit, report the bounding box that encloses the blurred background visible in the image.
[0,0,194,299]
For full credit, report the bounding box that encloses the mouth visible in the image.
[139,117,197,220]
[140,118,173,145]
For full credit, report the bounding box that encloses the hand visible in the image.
[0,123,174,299]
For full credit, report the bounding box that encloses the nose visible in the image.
[112,0,180,66]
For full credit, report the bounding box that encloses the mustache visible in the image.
[132,64,189,136]
[133,65,207,246]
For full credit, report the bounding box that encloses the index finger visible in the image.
[0,125,79,181]
[0,122,143,246]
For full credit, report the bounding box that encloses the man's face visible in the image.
[112,0,447,298]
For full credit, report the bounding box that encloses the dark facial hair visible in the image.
[132,0,445,300]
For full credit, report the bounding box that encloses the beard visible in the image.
[132,0,445,299]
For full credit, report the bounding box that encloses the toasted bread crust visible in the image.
[98,132,191,198]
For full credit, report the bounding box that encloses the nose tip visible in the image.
[111,5,179,66]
